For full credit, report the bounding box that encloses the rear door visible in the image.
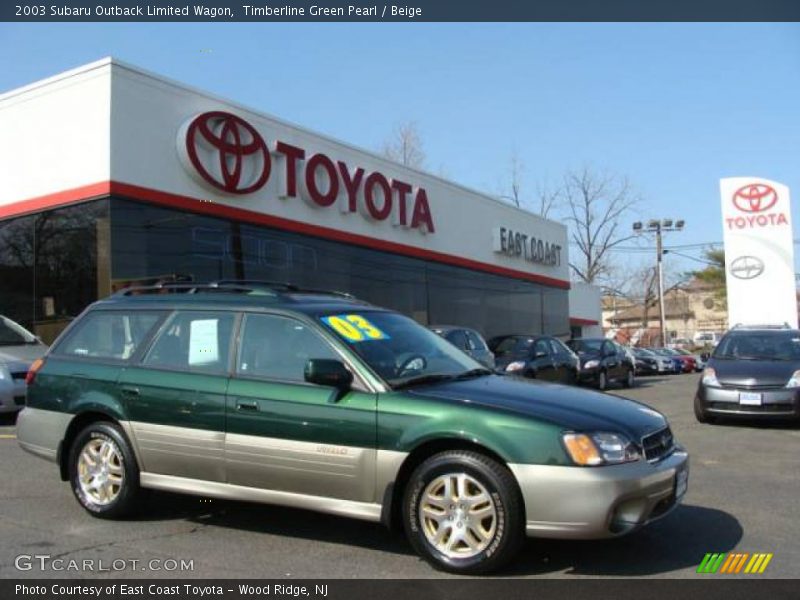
[119,310,236,482]
[42,309,165,420]
[225,313,377,502]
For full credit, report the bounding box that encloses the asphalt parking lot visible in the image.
[0,373,797,579]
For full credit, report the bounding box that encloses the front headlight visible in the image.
[785,370,800,388]
[0,364,10,381]
[562,432,641,466]
[702,367,720,387]
[583,359,600,369]
[505,360,526,372]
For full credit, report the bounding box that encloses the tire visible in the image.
[623,367,635,388]
[694,396,715,424]
[597,370,608,391]
[68,421,142,519]
[402,450,525,575]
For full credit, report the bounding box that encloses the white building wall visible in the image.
[0,60,112,210]
[569,281,603,337]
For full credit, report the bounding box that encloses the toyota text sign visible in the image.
[720,177,797,328]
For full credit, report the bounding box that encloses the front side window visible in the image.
[58,311,163,360]
[320,311,482,386]
[237,314,338,382]
[144,311,234,373]
[445,329,469,351]
[465,330,487,352]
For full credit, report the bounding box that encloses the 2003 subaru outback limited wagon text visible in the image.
[17,283,689,574]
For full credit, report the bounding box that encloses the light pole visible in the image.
[632,219,685,346]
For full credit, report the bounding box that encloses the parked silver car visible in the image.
[0,316,48,414]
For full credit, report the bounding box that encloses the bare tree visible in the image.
[508,150,523,208]
[535,181,562,219]
[381,121,426,168]
[562,167,639,284]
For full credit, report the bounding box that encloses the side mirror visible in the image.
[304,359,353,392]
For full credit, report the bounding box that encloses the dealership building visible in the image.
[0,59,598,344]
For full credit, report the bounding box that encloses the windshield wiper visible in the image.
[454,368,493,380]
[392,374,457,389]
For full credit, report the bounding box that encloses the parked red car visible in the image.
[660,348,696,373]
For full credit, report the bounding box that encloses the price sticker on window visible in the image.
[321,314,390,343]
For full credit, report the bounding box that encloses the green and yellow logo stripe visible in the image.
[697,552,773,574]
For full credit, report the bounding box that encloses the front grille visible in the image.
[11,372,26,381]
[720,382,786,391]
[642,426,674,462]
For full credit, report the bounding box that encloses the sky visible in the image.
[1,22,799,282]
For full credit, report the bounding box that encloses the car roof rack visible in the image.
[730,322,793,330]
[113,280,360,301]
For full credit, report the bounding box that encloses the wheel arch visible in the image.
[381,437,523,532]
[58,410,131,481]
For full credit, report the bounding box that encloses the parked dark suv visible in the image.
[17,282,688,574]
[567,338,636,390]
[695,325,800,423]
[488,335,579,384]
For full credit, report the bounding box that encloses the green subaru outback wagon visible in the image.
[18,283,688,574]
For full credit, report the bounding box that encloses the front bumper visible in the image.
[509,448,689,539]
[0,378,26,414]
[697,384,800,420]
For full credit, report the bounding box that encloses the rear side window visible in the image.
[58,311,163,360]
[144,311,235,373]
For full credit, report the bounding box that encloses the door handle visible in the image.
[236,401,259,412]
[120,386,140,397]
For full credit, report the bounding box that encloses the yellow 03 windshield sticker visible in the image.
[321,314,390,343]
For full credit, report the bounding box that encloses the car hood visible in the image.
[408,374,667,440]
[711,359,798,387]
[0,344,47,371]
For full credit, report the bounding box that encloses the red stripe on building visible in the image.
[1,181,571,290]
[570,317,599,326]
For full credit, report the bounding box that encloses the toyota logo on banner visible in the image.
[178,111,271,194]
[732,183,778,214]
[730,255,765,280]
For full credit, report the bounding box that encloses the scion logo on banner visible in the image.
[725,183,788,230]
[177,111,436,233]
[729,255,765,280]
[697,552,773,574]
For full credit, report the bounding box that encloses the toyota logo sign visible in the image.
[180,111,271,194]
[729,255,765,280]
[732,183,778,214]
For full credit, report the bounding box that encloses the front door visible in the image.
[120,310,235,482]
[225,313,377,502]
[531,338,557,381]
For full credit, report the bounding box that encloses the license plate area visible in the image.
[739,392,762,406]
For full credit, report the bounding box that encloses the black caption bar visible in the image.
[4,580,799,600]
[3,0,800,22]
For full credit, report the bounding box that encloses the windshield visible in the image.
[492,336,534,359]
[634,348,654,358]
[319,311,484,387]
[714,331,800,361]
[567,339,603,353]
[0,316,37,346]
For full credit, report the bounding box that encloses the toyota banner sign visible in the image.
[720,177,797,328]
